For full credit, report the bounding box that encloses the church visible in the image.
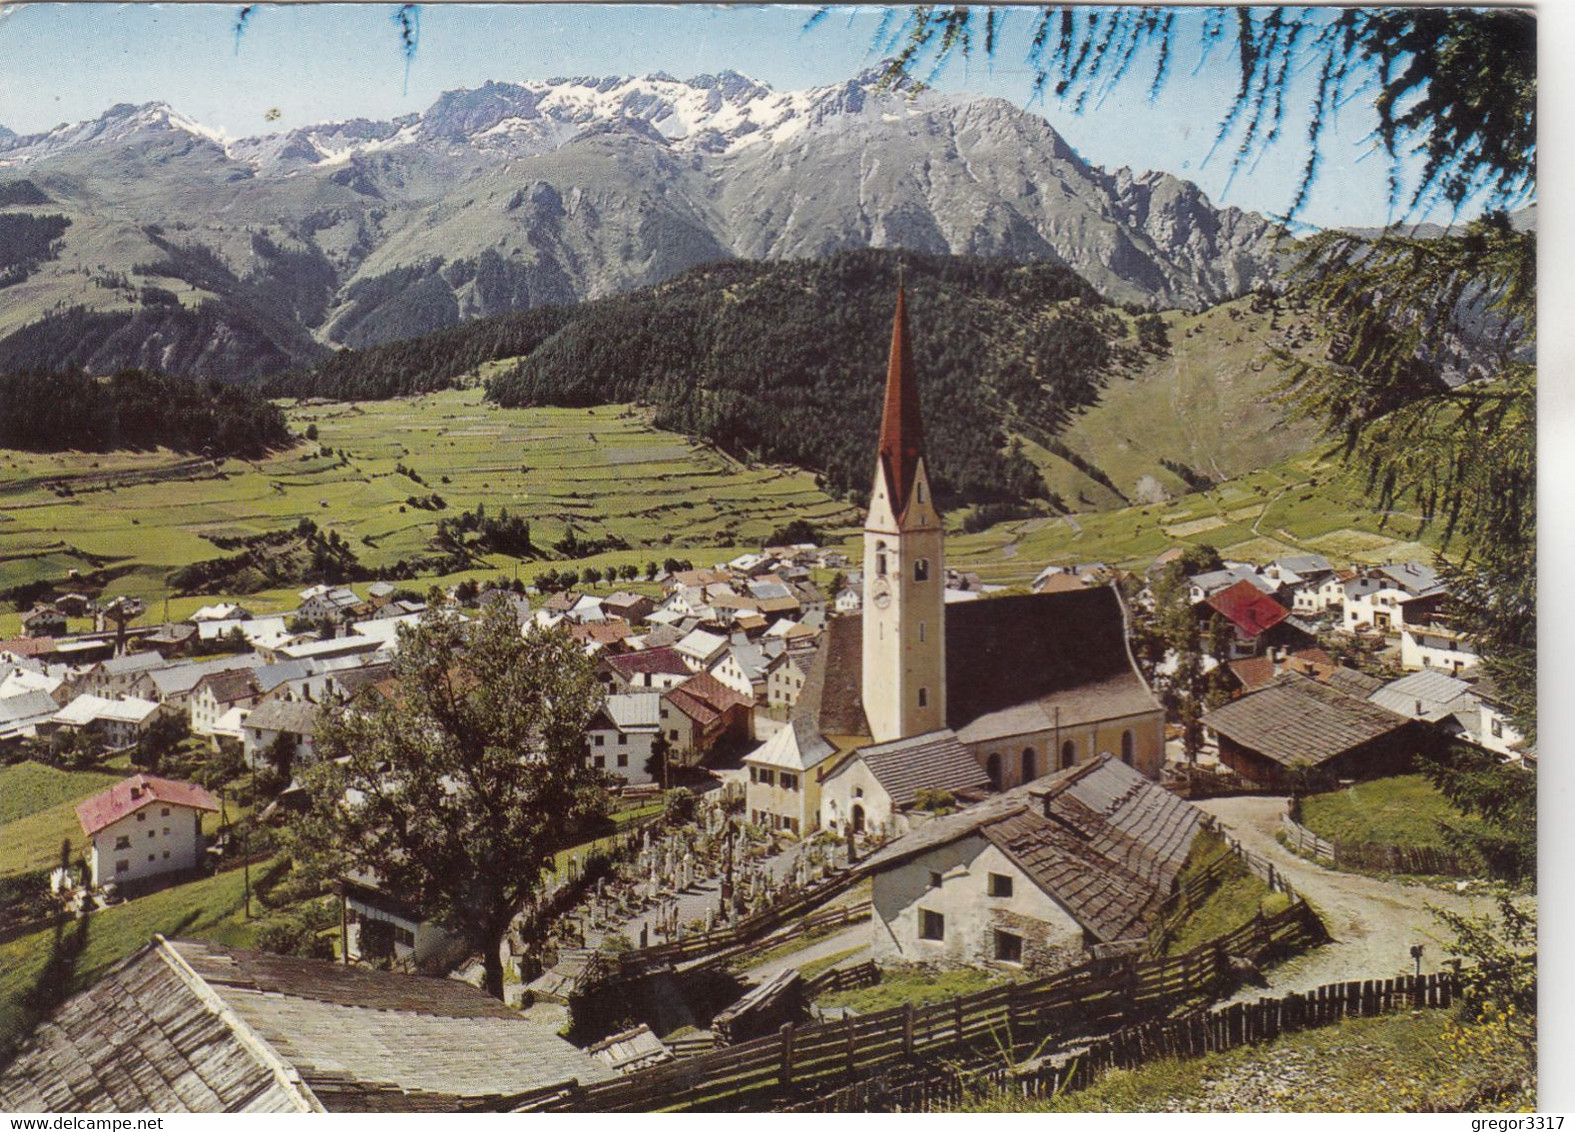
[743,288,1165,838]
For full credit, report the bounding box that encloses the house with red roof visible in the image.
[76,774,219,887]
[660,672,753,763]
[1201,578,1314,659]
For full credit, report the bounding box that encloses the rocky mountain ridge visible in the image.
[0,67,1289,376]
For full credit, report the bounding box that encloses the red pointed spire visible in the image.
[877,283,927,519]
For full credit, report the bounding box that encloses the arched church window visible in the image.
[918,687,929,708]
[1060,740,1076,770]
[1121,730,1135,766]
[914,558,930,582]
[985,753,1002,791]
[919,621,926,643]
[917,481,926,504]
[876,541,889,577]
[1021,748,1035,783]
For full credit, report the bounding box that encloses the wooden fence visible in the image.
[611,873,864,977]
[791,970,1461,1112]
[494,897,1326,1113]
[1280,814,1472,877]
[803,959,880,999]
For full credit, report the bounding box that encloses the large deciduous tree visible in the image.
[294,600,607,997]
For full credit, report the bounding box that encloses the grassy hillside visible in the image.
[952,1009,1532,1112]
[0,389,860,632]
[944,448,1441,586]
[0,866,264,1061]
[1031,294,1324,509]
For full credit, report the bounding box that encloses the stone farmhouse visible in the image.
[859,756,1203,974]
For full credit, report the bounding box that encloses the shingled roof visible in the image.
[1200,672,1418,769]
[0,936,615,1112]
[833,729,991,810]
[861,757,1203,943]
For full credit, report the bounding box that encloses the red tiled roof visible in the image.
[604,647,690,678]
[0,637,58,658]
[569,619,634,646]
[665,671,752,725]
[76,774,219,836]
[1205,579,1290,639]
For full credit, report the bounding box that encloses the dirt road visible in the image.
[1196,794,1504,999]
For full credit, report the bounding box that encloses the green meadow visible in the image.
[0,380,1435,635]
[0,390,863,635]
[945,448,1440,585]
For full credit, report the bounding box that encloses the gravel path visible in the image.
[736,922,870,982]
[1196,794,1503,999]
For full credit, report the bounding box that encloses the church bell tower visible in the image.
[862,285,946,744]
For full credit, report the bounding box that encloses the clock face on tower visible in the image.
[872,579,892,609]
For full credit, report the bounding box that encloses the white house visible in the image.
[335,871,463,972]
[50,695,167,750]
[859,757,1203,974]
[742,717,837,835]
[674,628,729,672]
[242,697,321,770]
[818,729,991,838]
[1399,620,1479,674]
[75,774,219,887]
[297,585,362,623]
[188,669,263,737]
[587,692,662,785]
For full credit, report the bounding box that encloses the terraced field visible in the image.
[0,390,863,634]
[946,449,1440,585]
[0,381,1433,630]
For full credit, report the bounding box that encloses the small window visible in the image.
[617,752,628,768]
[876,552,889,576]
[147,854,155,863]
[920,909,945,941]
[1491,718,1504,738]
[592,755,604,768]
[162,850,170,860]
[988,873,1014,898]
[917,481,926,504]
[1021,748,1035,782]
[919,621,926,643]
[780,773,798,790]
[163,827,170,836]
[914,559,929,582]
[759,769,775,786]
[116,860,129,874]
[617,734,628,745]
[1121,730,1135,766]
[114,835,131,850]
[928,870,943,889]
[994,930,1024,964]
[918,687,929,708]
[593,734,604,747]
[161,807,170,817]
[1061,740,1076,770]
[395,927,415,948]
[670,730,680,741]
[137,812,146,822]
[986,752,1002,790]
[148,831,156,840]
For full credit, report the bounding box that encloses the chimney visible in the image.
[1415,698,1424,717]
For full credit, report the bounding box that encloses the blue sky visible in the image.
[0,4,1510,229]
